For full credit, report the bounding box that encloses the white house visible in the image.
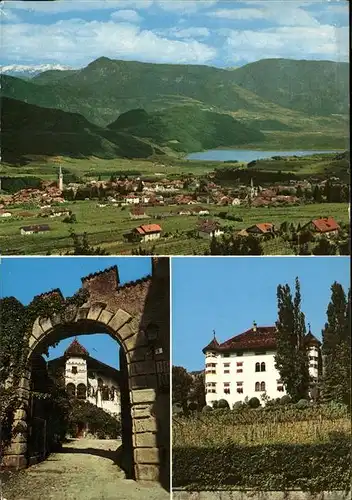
[134,223,162,242]
[203,322,321,408]
[20,224,51,235]
[48,339,121,417]
[231,198,241,206]
[124,195,140,205]
[0,210,12,218]
[197,220,224,239]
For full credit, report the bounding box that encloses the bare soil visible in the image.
[0,438,169,500]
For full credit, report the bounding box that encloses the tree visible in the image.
[274,277,310,402]
[172,366,193,413]
[189,373,206,410]
[66,230,109,255]
[321,283,350,406]
[313,185,322,203]
[312,237,337,255]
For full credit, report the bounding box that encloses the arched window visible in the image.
[260,381,266,391]
[261,362,266,372]
[77,383,86,400]
[255,362,260,372]
[66,383,75,398]
[255,382,260,392]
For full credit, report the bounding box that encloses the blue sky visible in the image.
[0,1,349,68]
[0,257,151,368]
[172,257,350,371]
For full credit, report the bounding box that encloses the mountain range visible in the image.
[0,64,73,79]
[1,57,349,162]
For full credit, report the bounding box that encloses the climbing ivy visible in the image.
[0,287,89,447]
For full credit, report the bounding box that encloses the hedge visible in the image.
[172,441,351,492]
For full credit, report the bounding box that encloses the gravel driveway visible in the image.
[0,438,169,500]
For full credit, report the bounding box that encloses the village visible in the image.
[0,166,349,253]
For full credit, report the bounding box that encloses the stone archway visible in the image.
[2,258,170,483]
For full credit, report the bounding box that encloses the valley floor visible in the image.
[0,202,348,255]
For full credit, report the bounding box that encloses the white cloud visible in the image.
[224,25,349,63]
[111,10,142,23]
[5,0,217,14]
[165,26,210,39]
[155,1,218,13]
[209,2,320,27]
[1,19,217,66]
[5,1,153,13]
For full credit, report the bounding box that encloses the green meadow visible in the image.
[0,202,348,255]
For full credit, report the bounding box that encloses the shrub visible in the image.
[172,441,351,490]
[217,399,230,409]
[212,401,218,409]
[248,397,260,409]
[202,405,212,413]
[280,395,292,405]
[232,401,243,411]
[188,402,197,412]
[296,399,309,409]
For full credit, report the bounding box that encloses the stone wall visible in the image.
[172,491,351,500]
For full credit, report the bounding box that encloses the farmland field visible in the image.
[173,406,351,447]
[0,202,348,255]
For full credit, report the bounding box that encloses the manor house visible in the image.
[48,338,121,416]
[203,322,320,407]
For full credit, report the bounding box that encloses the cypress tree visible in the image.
[275,277,310,401]
[321,283,350,405]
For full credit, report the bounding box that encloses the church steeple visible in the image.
[58,165,63,191]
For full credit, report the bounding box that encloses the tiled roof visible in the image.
[218,326,277,351]
[203,325,320,352]
[310,217,340,233]
[197,219,219,233]
[247,223,274,233]
[304,331,321,346]
[64,339,89,357]
[136,224,162,234]
[21,224,50,232]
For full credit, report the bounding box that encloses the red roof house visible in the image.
[302,217,340,235]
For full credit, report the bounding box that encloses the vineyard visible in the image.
[173,404,351,447]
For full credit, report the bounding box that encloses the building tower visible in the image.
[58,165,64,192]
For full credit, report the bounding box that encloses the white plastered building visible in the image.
[49,338,121,416]
[203,322,321,408]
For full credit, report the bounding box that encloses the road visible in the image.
[0,438,169,500]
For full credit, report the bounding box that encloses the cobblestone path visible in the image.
[0,439,169,500]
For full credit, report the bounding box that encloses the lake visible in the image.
[186,149,338,162]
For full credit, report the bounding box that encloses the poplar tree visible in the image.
[321,283,350,406]
[275,277,310,401]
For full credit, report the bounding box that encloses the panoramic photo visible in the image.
[171,256,351,495]
[0,0,350,257]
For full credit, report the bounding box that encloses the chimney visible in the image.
[253,321,257,332]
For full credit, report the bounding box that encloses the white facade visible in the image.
[141,231,161,242]
[205,350,285,407]
[61,348,121,417]
[199,229,224,239]
[204,326,321,408]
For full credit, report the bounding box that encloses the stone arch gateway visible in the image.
[2,258,170,484]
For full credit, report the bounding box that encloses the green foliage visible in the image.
[322,283,351,406]
[296,399,309,409]
[248,397,261,409]
[0,289,89,448]
[280,395,291,405]
[202,405,212,413]
[275,277,310,402]
[233,401,244,411]
[109,106,265,154]
[62,213,77,224]
[172,366,194,413]
[66,230,109,255]
[217,399,230,409]
[0,176,42,194]
[209,234,263,255]
[172,441,351,491]
[312,237,337,255]
[68,400,121,438]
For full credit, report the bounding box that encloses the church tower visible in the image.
[58,165,63,191]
